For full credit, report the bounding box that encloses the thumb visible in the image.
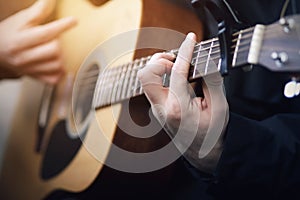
[23,0,57,26]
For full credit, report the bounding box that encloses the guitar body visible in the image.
[0,0,203,199]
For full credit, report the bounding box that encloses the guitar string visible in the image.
[88,24,268,73]
[76,27,254,80]
[78,44,251,104]
[82,25,292,106]
[77,38,252,88]
[92,42,253,106]
[76,27,256,92]
[92,27,254,69]
[77,37,248,79]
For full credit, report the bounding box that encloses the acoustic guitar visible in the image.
[0,0,204,199]
[1,0,300,199]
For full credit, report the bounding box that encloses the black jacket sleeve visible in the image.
[212,112,300,199]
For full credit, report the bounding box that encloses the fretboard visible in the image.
[93,26,256,109]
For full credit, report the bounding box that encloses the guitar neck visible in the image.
[189,26,257,81]
[93,26,258,109]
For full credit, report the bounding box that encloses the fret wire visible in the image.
[193,44,201,78]
[100,69,108,106]
[109,67,118,104]
[95,72,103,108]
[100,71,108,107]
[89,29,255,80]
[231,38,252,48]
[234,46,251,54]
[91,42,253,106]
[198,37,219,46]
[133,57,145,96]
[232,30,243,67]
[232,26,255,36]
[192,58,221,81]
[121,62,133,100]
[217,58,221,72]
[197,45,219,58]
[197,44,219,55]
[232,33,253,43]
[111,65,123,104]
[194,27,254,75]
[91,27,257,108]
[105,68,114,105]
[194,29,250,77]
[195,28,254,54]
[196,47,251,67]
[110,67,120,104]
[116,64,127,102]
[200,45,252,64]
[88,30,250,97]
[196,36,252,57]
[101,69,111,106]
[126,64,134,98]
[127,60,138,98]
[232,27,255,38]
[104,68,113,105]
[196,49,219,62]
[199,44,252,61]
[90,38,255,106]
[205,39,214,75]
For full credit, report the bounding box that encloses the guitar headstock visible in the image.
[257,14,300,73]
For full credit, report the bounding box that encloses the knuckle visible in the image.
[137,69,148,84]
[25,9,44,25]
[165,101,181,121]
[10,55,25,66]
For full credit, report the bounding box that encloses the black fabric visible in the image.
[213,113,300,199]
[182,0,300,199]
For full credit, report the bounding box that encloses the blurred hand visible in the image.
[138,33,229,173]
[0,0,77,84]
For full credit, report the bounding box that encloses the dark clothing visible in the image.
[183,0,300,199]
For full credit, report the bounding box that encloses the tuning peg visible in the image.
[284,77,300,98]
[271,51,289,67]
[279,17,295,33]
